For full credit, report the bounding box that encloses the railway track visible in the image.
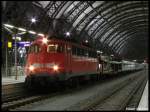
[2,77,105,111]
[2,70,137,104]
[2,70,146,111]
[2,83,29,103]
[2,91,61,111]
[82,71,147,111]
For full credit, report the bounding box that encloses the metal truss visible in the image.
[103,13,148,45]
[90,2,148,40]
[112,26,148,52]
[3,1,148,58]
[103,18,148,48]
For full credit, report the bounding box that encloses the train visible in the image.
[24,36,144,86]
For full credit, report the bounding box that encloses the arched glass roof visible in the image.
[2,1,148,60]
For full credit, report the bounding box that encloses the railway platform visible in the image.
[2,75,26,85]
[137,81,148,111]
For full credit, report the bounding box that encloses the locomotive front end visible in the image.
[25,37,66,86]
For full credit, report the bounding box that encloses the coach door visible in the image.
[66,44,72,74]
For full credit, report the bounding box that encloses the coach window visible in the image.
[85,50,89,57]
[89,51,92,57]
[77,48,80,56]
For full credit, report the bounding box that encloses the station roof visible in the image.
[2,1,148,60]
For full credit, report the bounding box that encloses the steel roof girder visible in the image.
[112,27,148,51]
[88,2,148,41]
[103,19,148,45]
[91,13,148,42]
[92,14,148,48]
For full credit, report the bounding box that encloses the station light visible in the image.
[85,40,88,43]
[97,50,100,53]
[38,33,45,37]
[8,41,12,48]
[18,28,26,32]
[4,24,14,28]
[31,18,37,23]
[12,36,21,41]
[65,32,70,36]
[17,37,21,41]
[18,32,26,35]
[111,54,114,57]
[28,30,36,34]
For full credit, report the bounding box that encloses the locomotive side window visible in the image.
[57,45,64,53]
[72,46,76,55]
[30,45,34,53]
[29,44,41,53]
[35,45,41,53]
[71,45,97,58]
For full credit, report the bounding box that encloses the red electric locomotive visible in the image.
[25,36,99,86]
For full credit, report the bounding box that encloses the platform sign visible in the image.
[12,41,31,47]
[8,41,12,48]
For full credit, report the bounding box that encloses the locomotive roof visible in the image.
[32,36,96,51]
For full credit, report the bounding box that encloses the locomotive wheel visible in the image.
[39,79,46,87]
[73,78,79,88]
[68,78,75,88]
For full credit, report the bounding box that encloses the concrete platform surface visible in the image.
[2,76,26,85]
[137,81,148,111]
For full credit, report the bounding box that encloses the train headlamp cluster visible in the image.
[29,65,34,71]
[28,64,59,72]
[53,65,59,71]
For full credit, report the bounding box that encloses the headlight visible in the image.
[29,65,34,71]
[98,64,101,68]
[53,65,59,71]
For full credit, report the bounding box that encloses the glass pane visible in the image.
[47,44,57,53]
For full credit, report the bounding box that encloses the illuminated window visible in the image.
[47,44,64,53]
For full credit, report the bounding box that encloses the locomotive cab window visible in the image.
[47,44,64,53]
